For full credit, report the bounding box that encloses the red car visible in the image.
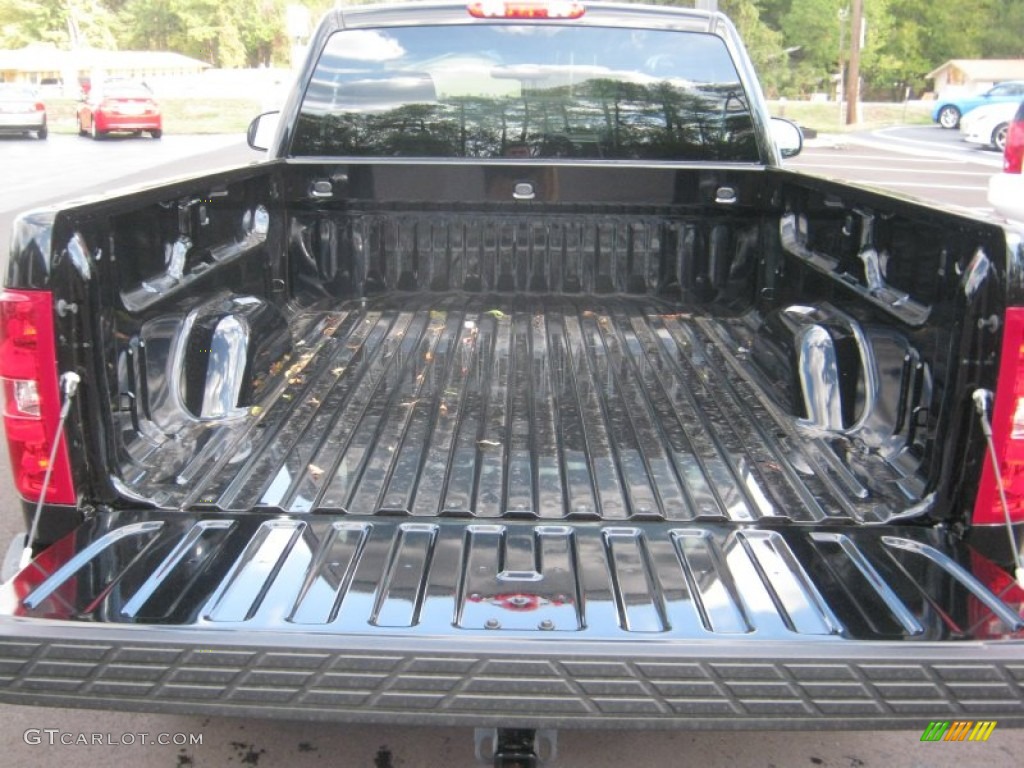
[77,81,162,139]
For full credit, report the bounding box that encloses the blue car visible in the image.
[933,80,1024,128]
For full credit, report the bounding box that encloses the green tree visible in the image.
[3,0,1020,82]
[860,0,993,96]
[779,0,842,95]
[0,0,73,47]
[974,0,1024,58]
[69,0,117,48]
[0,0,116,48]
[720,0,788,96]
[238,0,286,67]
[116,0,183,51]
[758,0,791,30]
[116,0,294,65]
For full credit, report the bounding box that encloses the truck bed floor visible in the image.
[181,294,900,524]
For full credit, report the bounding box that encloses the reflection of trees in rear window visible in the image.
[292,25,758,161]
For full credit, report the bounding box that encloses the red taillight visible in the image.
[0,290,75,505]
[975,307,1024,524]
[468,1,585,19]
[34,102,45,113]
[968,549,1024,639]
[1005,120,1024,174]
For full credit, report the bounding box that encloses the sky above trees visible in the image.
[1,0,1022,97]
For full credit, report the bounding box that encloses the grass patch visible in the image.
[767,100,933,134]
[45,96,263,135]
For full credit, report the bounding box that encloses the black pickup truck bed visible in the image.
[3,290,1022,727]
[2,3,1023,734]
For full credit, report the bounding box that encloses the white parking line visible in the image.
[846,180,988,191]
[800,153,963,163]
[841,129,1004,166]
[871,125,978,149]
[792,162,992,177]
[801,148,1001,168]
[797,152,999,167]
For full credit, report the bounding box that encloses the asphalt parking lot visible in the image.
[787,124,1004,217]
[0,130,1021,767]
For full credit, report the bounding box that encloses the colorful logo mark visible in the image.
[920,721,997,742]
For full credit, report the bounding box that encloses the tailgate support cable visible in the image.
[973,388,1024,588]
[19,372,81,570]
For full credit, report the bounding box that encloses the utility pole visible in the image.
[845,0,863,125]
[837,7,848,127]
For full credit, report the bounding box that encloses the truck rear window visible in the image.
[291,23,758,161]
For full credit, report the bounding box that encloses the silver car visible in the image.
[0,84,48,139]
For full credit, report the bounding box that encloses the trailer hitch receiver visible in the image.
[474,728,557,767]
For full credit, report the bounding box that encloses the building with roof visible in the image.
[0,44,209,96]
[927,59,1024,96]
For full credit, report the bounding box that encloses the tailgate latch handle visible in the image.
[513,182,536,200]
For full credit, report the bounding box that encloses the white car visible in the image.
[960,100,1018,152]
[988,101,1024,222]
[0,83,47,139]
